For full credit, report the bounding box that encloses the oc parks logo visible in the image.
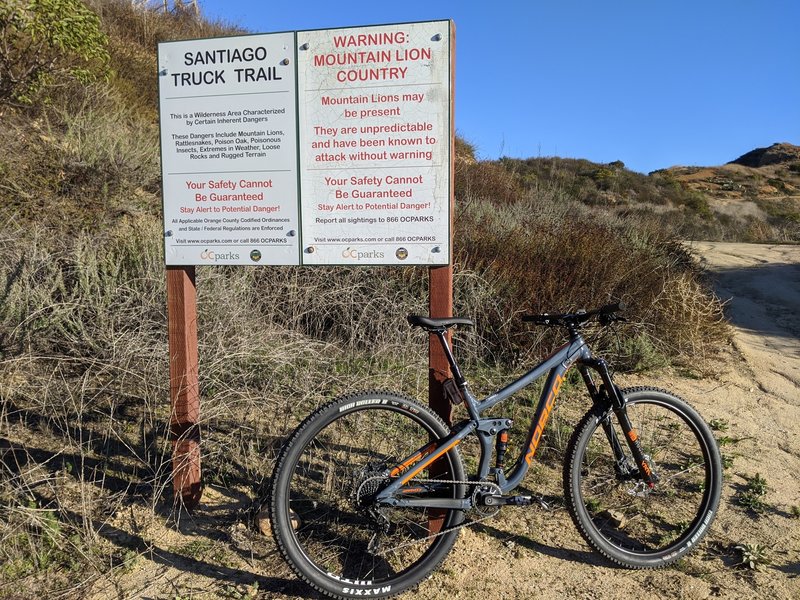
[200,249,240,262]
[341,247,385,261]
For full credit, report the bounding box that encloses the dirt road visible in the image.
[692,242,800,410]
[692,241,800,470]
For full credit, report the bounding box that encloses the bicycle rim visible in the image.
[274,397,464,593]
[570,392,720,564]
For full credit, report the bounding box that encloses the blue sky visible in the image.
[196,0,799,173]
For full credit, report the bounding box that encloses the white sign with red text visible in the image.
[297,20,451,265]
[158,21,452,267]
[158,32,300,266]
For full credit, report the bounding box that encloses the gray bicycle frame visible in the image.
[375,334,596,510]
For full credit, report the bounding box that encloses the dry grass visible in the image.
[0,192,727,596]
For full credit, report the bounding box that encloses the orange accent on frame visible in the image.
[628,429,639,442]
[524,374,565,465]
[399,437,461,485]
[389,442,437,478]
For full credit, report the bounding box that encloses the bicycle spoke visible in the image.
[565,388,721,566]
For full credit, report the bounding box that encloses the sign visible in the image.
[297,21,452,265]
[158,33,301,266]
[157,21,452,267]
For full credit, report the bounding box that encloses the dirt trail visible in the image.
[692,242,800,404]
[691,242,800,466]
[87,243,800,600]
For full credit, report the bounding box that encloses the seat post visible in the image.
[433,329,466,386]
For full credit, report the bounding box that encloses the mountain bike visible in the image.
[269,303,722,599]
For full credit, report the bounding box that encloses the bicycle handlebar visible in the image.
[522,302,626,328]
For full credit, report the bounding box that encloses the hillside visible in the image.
[665,142,800,207]
[730,142,800,168]
[665,143,800,236]
[494,142,800,242]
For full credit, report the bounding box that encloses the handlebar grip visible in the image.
[521,314,554,325]
[599,301,625,315]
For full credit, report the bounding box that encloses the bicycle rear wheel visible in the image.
[564,387,722,568]
[270,391,465,599]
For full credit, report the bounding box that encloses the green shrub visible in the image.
[592,167,616,191]
[0,0,110,105]
[677,191,713,220]
[737,473,770,514]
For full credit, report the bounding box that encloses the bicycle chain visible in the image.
[356,476,503,555]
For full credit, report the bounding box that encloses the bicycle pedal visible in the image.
[482,495,533,507]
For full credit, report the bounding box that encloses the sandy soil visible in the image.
[86,243,800,600]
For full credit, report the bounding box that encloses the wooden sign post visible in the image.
[427,21,456,534]
[166,266,201,509]
[428,265,454,425]
[429,20,456,425]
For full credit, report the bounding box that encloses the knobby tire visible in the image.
[270,391,466,599]
[563,387,722,568]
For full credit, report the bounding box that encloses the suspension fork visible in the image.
[579,360,659,485]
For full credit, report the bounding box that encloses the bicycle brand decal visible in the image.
[524,373,564,465]
[662,510,714,561]
[342,586,393,595]
[326,572,393,595]
[399,437,461,485]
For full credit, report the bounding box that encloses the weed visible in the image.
[222,582,260,600]
[116,548,139,575]
[170,539,214,559]
[585,498,602,514]
[790,505,800,519]
[737,473,769,514]
[709,418,729,432]
[734,543,770,570]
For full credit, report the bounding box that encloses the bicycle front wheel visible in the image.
[270,391,465,599]
[564,387,722,568]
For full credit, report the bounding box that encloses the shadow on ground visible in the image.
[704,262,800,341]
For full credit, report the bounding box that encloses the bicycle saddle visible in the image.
[407,315,474,330]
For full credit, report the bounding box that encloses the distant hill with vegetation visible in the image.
[490,142,800,243]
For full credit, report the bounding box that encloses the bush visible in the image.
[453,173,726,368]
[677,190,713,220]
[0,0,110,105]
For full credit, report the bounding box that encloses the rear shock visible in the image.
[495,429,509,469]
